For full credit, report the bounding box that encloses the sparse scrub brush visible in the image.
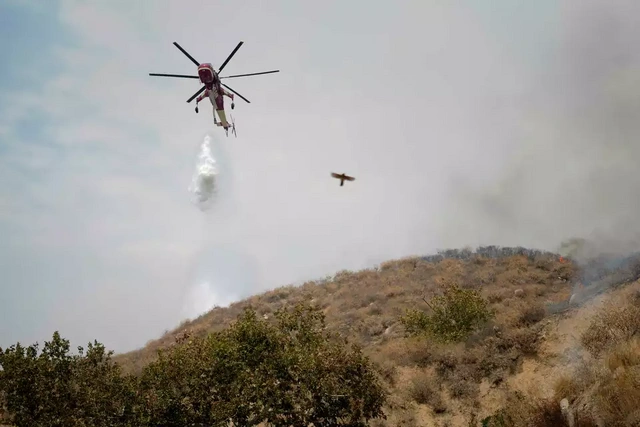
[587,338,640,425]
[592,365,640,425]
[409,372,446,411]
[483,393,599,427]
[517,303,546,327]
[580,302,640,357]
[401,283,493,343]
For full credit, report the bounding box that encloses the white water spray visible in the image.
[188,134,218,212]
[183,133,240,319]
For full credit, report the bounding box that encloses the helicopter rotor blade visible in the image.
[220,70,280,79]
[217,41,244,73]
[149,73,200,79]
[173,42,200,66]
[221,83,250,103]
[187,86,206,103]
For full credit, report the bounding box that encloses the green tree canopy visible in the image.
[139,304,387,426]
[0,304,387,427]
[0,331,138,427]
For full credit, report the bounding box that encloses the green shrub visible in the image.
[401,283,493,343]
[139,303,387,426]
[0,331,139,427]
[0,304,387,427]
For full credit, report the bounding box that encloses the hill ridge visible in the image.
[108,243,640,426]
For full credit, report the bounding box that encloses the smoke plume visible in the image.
[437,0,640,260]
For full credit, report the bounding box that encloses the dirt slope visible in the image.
[114,246,640,426]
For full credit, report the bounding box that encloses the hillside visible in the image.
[113,246,640,426]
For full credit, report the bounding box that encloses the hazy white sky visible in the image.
[2,0,639,353]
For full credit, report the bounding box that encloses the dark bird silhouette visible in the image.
[331,172,355,186]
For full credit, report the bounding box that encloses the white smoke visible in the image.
[188,134,219,212]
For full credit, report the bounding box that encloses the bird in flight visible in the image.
[331,172,355,186]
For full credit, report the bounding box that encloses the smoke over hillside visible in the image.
[437,0,640,258]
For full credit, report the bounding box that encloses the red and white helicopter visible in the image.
[149,41,279,137]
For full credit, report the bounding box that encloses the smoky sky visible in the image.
[3,1,640,354]
[436,0,640,257]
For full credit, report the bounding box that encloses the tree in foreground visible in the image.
[0,331,139,427]
[139,304,388,426]
[0,304,387,426]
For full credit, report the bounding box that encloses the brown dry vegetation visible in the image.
[116,250,574,374]
[113,247,601,425]
[546,288,640,427]
[3,245,640,425]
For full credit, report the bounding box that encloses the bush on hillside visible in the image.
[401,283,493,343]
[420,246,559,264]
[580,302,640,357]
[139,304,387,426]
[556,338,640,426]
[482,392,598,427]
[0,332,138,427]
[0,305,387,427]
[550,302,640,426]
[408,371,446,412]
[592,364,640,426]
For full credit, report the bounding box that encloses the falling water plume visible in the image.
[188,134,218,212]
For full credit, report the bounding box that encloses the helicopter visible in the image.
[149,41,279,134]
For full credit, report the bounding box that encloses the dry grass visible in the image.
[593,365,640,425]
[548,296,640,427]
[582,320,640,425]
[109,248,579,425]
[484,393,599,427]
[580,301,640,357]
[117,251,568,372]
[109,247,640,425]
[516,303,546,327]
[409,371,447,412]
